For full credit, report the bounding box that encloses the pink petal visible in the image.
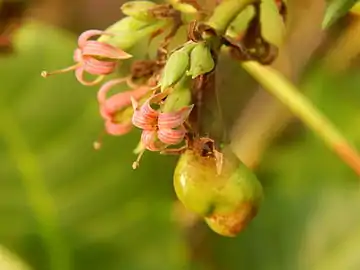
[158,105,194,129]
[82,40,132,59]
[82,56,117,75]
[73,48,83,62]
[105,120,133,136]
[78,30,105,48]
[158,126,186,145]
[131,95,161,129]
[141,130,166,151]
[75,67,104,86]
[132,109,158,130]
[97,78,129,104]
[98,81,150,119]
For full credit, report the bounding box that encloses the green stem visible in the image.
[207,0,256,35]
[0,109,70,270]
[242,61,360,176]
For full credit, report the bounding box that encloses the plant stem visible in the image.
[242,61,360,176]
[207,0,256,35]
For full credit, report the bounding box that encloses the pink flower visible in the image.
[132,92,193,151]
[97,78,151,136]
[41,30,132,86]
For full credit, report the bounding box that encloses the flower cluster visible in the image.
[41,23,194,164]
[132,91,193,151]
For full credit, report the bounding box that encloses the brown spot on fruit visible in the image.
[205,202,258,237]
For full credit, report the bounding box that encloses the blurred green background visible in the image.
[1,0,360,269]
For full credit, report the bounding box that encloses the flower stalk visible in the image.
[241,61,360,176]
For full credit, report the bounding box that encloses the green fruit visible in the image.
[173,138,263,237]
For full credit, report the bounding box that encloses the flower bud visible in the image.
[227,5,255,37]
[173,139,263,237]
[97,17,167,50]
[167,0,198,14]
[160,49,190,92]
[121,1,157,22]
[260,0,285,48]
[162,76,192,112]
[187,42,215,79]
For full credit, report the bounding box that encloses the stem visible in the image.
[207,0,256,35]
[242,61,360,176]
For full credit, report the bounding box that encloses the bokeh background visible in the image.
[1,0,360,269]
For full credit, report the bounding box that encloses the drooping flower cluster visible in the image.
[41,30,132,86]
[41,24,194,160]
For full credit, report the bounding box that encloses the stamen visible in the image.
[41,63,79,78]
[93,130,105,150]
[132,149,145,170]
[75,68,105,86]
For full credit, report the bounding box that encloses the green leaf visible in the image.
[322,0,358,29]
[0,21,191,270]
[260,0,286,48]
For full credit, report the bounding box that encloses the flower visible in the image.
[97,78,151,136]
[41,30,132,86]
[132,92,193,151]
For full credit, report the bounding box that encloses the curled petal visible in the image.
[73,48,83,62]
[141,130,166,151]
[104,120,133,136]
[140,99,158,119]
[132,97,160,129]
[75,67,104,86]
[132,109,157,130]
[78,30,105,48]
[97,78,129,104]
[158,126,186,145]
[158,105,194,129]
[98,80,150,119]
[82,56,118,75]
[82,40,132,59]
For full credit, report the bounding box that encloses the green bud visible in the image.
[173,139,263,237]
[187,42,215,79]
[160,44,195,92]
[121,1,157,22]
[227,5,255,37]
[167,0,198,14]
[162,76,192,112]
[98,17,167,50]
[260,0,285,48]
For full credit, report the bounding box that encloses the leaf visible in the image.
[260,0,286,48]
[322,0,358,29]
[0,21,192,270]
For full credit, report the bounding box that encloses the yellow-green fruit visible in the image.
[173,139,263,237]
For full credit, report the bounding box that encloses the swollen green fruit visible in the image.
[173,138,263,237]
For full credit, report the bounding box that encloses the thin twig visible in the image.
[242,61,360,176]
